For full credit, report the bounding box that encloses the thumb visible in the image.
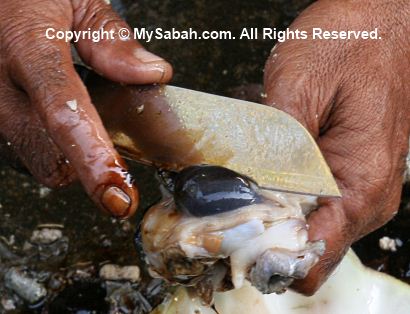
[291,198,350,295]
[72,0,173,84]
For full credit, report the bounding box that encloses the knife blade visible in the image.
[83,71,340,197]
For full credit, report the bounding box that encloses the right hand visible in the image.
[264,0,410,295]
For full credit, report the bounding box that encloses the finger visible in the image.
[293,125,406,294]
[297,88,407,295]
[6,26,138,218]
[291,199,349,294]
[0,81,76,187]
[72,0,173,84]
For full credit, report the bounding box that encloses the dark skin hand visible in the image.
[0,0,172,218]
[264,0,410,294]
[1,0,409,295]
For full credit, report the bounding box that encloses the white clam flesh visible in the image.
[152,250,410,314]
[141,166,325,302]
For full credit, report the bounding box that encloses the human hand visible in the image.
[0,0,172,218]
[264,0,410,294]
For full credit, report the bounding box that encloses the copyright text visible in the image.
[45,27,382,43]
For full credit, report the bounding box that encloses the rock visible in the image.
[4,268,47,304]
[106,282,152,313]
[379,236,402,252]
[38,187,52,198]
[99,264,140,283]
[1,297,16,311]
[30,228,62,245]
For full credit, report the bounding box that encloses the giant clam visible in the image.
[153,250,410,314]
[141,165,325,302]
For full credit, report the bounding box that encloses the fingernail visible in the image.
[101,186,131,217]
[134,48,164,63]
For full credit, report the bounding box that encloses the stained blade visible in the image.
[87,75,340,197]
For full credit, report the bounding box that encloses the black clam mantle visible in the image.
[173,165,261,217]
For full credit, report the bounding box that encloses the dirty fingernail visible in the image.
[101,186,131,217]
[134,48,164,63]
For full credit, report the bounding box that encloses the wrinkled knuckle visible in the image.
[316,245,347,282]
[73,0,122,31]
[24,67,70,114]
[6,122,29,153]
[7,45,73,111]
[6,34,68,89]
[0,0,72,34]
[3,23,42,59]
[23,138,73,188]
[37,160,75,189]
[5,122,72,187]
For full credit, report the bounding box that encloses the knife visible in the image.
[80,69,340,197]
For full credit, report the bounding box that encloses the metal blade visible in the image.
[87,75,340,197]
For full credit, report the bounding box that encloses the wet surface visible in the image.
[0,0,409,312]
[172,165,260,217]
[86,74,204,168]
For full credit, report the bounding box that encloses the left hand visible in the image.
[0,0,172,217]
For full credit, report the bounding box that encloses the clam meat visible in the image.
[141,165,325,301]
